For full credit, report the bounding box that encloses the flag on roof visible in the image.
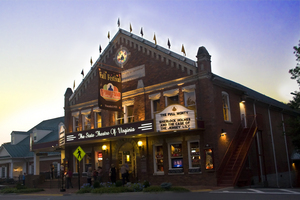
[90,57,93,66]
[181,44,186,56]
[167,39,171,49]
[140,27,143,37]
[117,18,120,27]
[81,69,84,77]
[99,45,102,53]
[153,33,157,45]
[130,23,132,33]
[108,31,110,40]
[73,80,75,90]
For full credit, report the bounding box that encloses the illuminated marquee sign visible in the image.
[65,120,154,144]
[155,104,196,132]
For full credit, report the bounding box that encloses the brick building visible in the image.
[63,28,298,187]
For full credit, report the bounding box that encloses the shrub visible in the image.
[115,180,123,187]
[126,182,144,192]
[143,185,165,192]
[169,186,190,192]
[92,187,133,194]
[143,180,150,188]
[160,182,172,190]
[93,181,101,188]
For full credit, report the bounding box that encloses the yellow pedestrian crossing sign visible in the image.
[73,146,85,162]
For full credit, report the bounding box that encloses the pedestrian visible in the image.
[87,167,92,186]
[97,166,103,182]
[66,169,73,189]
[109,164,116,183]
[22,172,26,185]
[93,169,98,183]
[124,163,129,182]
[121,164,127,185]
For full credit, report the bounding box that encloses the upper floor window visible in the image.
[149,93,161,119]
[126,105,134,123]
[163,89,179,106]
[93,107,102,129]
[183,85,196,110]
[222,92,231,122]
[72,112,80,132]
[81,109,91,130]
[115,100,134,125]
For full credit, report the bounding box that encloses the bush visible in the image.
[92,187,133,194]
[160,182,172,190]
[143,185,165,192]
[169,186,189,192]
[143,180,150,188]
[115,180,123,187]
[0,187,44,194]
[16,183,27,190]
[93,181,101,188]
[126,182,144,192]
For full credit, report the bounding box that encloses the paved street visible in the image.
[1,188,300,200]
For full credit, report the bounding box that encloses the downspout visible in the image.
[268,106,279,187]
[281,112,293,188]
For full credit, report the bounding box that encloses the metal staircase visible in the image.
[217,116,258,187]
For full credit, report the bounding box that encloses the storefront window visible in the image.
[154,145,164,173]
[169,143,183,169]
[205,148,214,170]
[188,141,201,173]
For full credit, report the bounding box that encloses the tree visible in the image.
[288,40,300,149]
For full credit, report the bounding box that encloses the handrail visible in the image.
[231,116,258,185]
[217,122,244,179]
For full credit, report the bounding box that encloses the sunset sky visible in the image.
[0,0,299,145]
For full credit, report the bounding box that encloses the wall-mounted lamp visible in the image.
[221,129,227,136]
[102,145,107,153]
[138,140,144,150]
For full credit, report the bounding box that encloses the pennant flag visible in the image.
[167,39,171,49]
[99,45,102,53]
[73,80,75,90]
[130,23,132,32]
[108,31,110,40]
[181,44,186,56]
[90,57,93,66]
[81,69,84,77]
[153,33,157,45]
[117,18,120,27]
[140,27,143,37]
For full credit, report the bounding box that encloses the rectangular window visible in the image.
[205,148,214,170]
[153,145,164,174]
[149,92,161,119]
[82,114,91,130]
[166,95,179,106]
[169,143,183,169]
[222,92,231,122]
[73,116,79,132]
[1,166,6,178]
[94,112,102,128]
[116,110,124,125]
[184,91,196,110]
[127,105,134,123]
[188,141,201,173]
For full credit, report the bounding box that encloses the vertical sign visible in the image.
[98,68,122,112]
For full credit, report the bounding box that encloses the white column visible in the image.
[9,162,13,178]
[34,153,40,175]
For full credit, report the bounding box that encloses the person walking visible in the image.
[66,169,73,189]
[121,164,127,185]
[109,164,116,183]
[97,166,103,182]
[87,167,92,186]
[22,172,26,185]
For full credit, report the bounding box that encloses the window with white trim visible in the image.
[168,143,183,169]
[188,140,201,172]
[222,91,231,122]
[153,145,164,174]
[72,112,80,132]
[183,85,196,110]
[1,166,6,178]
[115,100,134,125]
[81,109,91,130]
[149,93,161,119]
[93,107,102,129]
[164,89,179,106]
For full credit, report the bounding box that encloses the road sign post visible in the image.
[73,146,86,190]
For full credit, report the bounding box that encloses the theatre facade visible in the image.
[62,28,298,187]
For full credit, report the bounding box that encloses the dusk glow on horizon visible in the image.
[0,0,299,145]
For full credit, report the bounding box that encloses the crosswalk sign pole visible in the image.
[78,160,80,190]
